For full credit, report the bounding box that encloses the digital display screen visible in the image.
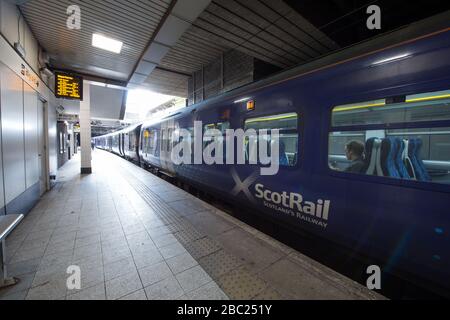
[55,71,83,100]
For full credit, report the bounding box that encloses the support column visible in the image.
[80,81,92,174]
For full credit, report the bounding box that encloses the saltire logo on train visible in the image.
[230,168,331,229]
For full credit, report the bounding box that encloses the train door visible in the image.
[37,98,47,195]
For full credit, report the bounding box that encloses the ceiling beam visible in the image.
[127,0,211,88]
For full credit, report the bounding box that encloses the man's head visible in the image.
[345,140,364,161]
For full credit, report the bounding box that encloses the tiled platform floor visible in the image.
[0,150,384,300]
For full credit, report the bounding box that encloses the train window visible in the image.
[143,130,149,153]
[203,122,230,149]
[203,122,230,134]
[244,113,298,166]
[329,89,450,185]
[129,132,136,151]
[203,121,230,161]
[148,130,156,155]
[245,113,297,131]
[332,90,450,127]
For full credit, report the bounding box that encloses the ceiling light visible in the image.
[233,97,251,104]
[92,33,122,53]
[372,53,411,66]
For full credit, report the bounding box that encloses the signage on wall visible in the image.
[57,113,79,122]
[55,71,83,100]
[20,64,40,88]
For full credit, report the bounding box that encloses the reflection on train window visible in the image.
[332,89,450,127]
[329,89,450,185]
[203,121,230,133]
[244,113,298,166]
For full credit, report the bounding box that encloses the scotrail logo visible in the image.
[170,121,281,175]
[255,184,331,228]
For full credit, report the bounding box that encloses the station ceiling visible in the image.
[19,0,450,121]
[20,0,340,99]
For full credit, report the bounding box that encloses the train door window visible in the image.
[244,112,298,166]
[328,89,450,185]
[147,130,156,155]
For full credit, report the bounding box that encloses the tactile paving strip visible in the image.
[117,165,276,300]
[216,267,268,300]
[252,286,286,300]
[199,249,245,279]
[173,226,204,245]
[183,237,222,259]
[165,221,188,234]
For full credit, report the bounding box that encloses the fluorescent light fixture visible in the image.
[372,53,411,66]
[92,33,123,53]
[234,97,251,104]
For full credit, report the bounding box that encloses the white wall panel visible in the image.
[37,99,46,194]
[47,101,58,178]
[0,70,4,210]
[24,81,39,188]
[0,65,26,204]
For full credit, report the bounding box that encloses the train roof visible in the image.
[177,11,449,112]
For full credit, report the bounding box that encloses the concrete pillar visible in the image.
[80,82,92,174]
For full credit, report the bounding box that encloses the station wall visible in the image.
[0,0,59,216]
[187,49,281,105]
[0,64,45,215]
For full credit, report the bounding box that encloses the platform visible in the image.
[0,150,385,300]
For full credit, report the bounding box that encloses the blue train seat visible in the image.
[402,139,415,179]
[408,138,431,181]
[365,137,382,175]
[394,138,411,179]
[380,138,400,178]
[414,139,431,181]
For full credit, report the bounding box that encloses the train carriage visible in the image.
[95,25,450,296]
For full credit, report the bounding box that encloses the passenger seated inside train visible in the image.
[328,89,450,184]
[344,140,365,173]
[279,140,289,166]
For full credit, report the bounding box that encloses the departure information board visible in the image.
[55,72,83,100]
